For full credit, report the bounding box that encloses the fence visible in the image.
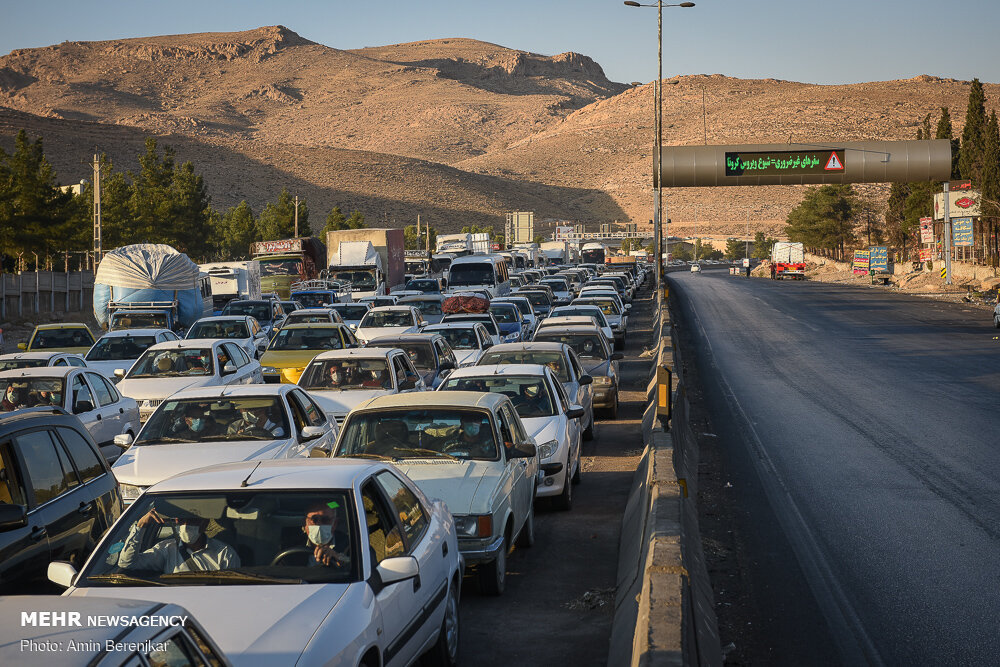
[1,271,95,320]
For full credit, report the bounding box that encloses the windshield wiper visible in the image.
[344,453,397,461]
[87,573,167,586]
[393,447,459,460]
[161,570,303,585]
[136,437,193,445]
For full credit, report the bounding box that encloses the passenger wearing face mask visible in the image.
[172,404,221,440]
[227,404,286,438]
[1,386,26,411]
[302,501,351,568]
[118,507,241,574]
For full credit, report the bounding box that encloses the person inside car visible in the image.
[447,414,495,458]
[302,501,352,568]
[172,403,222,440]
[228,405,286,438]
[1,385,26,411]
[513,382,547,417]
[362,368,392,390]
[119,507,241,574]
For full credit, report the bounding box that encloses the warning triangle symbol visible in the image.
[825,152,844,170]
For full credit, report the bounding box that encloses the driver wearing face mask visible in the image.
[118,507,241,574]
[454,413,495,457]
[303,501,351,568]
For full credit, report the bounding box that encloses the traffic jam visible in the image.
[0,232,647,666]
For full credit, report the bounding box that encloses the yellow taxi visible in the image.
[259,323,359,384]
[18,323,96,354]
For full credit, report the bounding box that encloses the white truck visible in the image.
[199,261,262,313]
[770,241,806,280]
[327,241,387,299]
[436,233,472,255]
[540,241,571,265]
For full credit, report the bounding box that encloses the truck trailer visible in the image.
[770,241,806,280]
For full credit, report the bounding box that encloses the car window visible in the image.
[361,481,405,565]
[87,372,116,407]
[289,389,326,427]
[72,374,95,410]
[0,442,27,506]
[16,429,79,505]
[391,356,408,387]
[224,343,249,367]
[566,351,583,381]
[56,426,104,483]
[215,345,235,372]
[286,394,309,433]
[95,374,122,403]
[496,406,516,449]
[53,358,67,366]
[186,624,225,667]
[551,375,571,410]
[146,629,205,666]
[375,471,429,548]
[69,356,87,367]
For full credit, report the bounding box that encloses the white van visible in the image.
[446,254,511,298]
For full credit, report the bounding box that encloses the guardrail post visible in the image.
[656,364,672,430]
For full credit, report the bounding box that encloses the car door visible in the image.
[550,376,582,465]
[68,371,104,444]
[566,349,594,421]
[82,371,124,457]
[361,480,422,667]
[289,388,337,447]
[0,439,48,593]
[374,470,447,658]
[497,404,532,524]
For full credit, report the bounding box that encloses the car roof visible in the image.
[357,390,507,411]
[311,347,396,361]
[423,322,483,332]
[0,366,78,379]
[0,351,72,360]
[398,295,444,303]
[485,341,568,353]
[365,306,413,313]
[146,339,222,351]
[0,408,79,433]
[192,316,250,323]
[541,316,598,326]
[535,325,602,336]
[289,308,336,315]
[277,322,345,330]
[34,323,90,331]
[367,333,441,344]
[149,458,385,493]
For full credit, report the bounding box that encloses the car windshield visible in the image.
[137,397,290,444]
[405,280,439,293]
[489,305,519,324]
[578,299,620,316]
[290,293,332,308]
[78,490,357,585]
[286,313,333,325]
[332,270,376,288]
[449,264,496,287]
[429,327,479,350]
[338,408,498,460]
[444,315,497,336]
[258,258,303,277]
[111,314,168,330]
[222,302,271,322]
[299,358,392,390]
[0,359,47,371]
[551,308,606,326]
[534,333,606,360]
[31,328,93,349]
[498,300,531,316]
[360,311,413,328]
[403,299,442,316]
[187,322,249,340]
[87,336,157,361]
[441,375,555,418]
[369,341,434,370]
[331,305,370,321]
[541,279,568,292]
[269,328,343,351]
[130,349,214,378]
[479,350,569,382]
[372,298,398,308]
[517,291,551,308]
[0,378,65,411]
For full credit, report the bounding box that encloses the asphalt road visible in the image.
[669,267,1000,666]
[454,282,653,666]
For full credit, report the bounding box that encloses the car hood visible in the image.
[260,349,324,370]
[70,584,350,664]
[86,359,139,379]
[115,377,214,401]
[393,460,498,515]
[309,389,393,417]
[112,440,294,487]
[452,349,481,367]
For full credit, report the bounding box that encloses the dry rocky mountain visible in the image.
[0,25,998,239]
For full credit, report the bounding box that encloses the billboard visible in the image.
[934,191,981,219]
[852,250,870,275]
[869,246,889,273]
[919,248,933,261]
[554,226,574,241]
[953,218,974,246]
[919,217,935,244]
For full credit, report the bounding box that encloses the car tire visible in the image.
[516,500,535,548]
[572,446,582,485]
[425,581,460,667]
[608,391,619,419]
[554,463,573,511]
[478,532,508,596]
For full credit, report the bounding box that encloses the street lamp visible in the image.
[624,0,694,297]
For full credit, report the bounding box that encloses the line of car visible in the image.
[0,259,648,666]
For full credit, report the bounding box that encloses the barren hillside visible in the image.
[0,26,997,237]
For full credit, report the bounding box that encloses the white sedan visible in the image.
[0,350,88,371]
[185,315,271,360]
[421,322,494,367]
[0,366,139,463]
[439,364,583,509]
[116,339,263,422]
[112,384,339,505]
[84,328,181,380]
[53,458,464,667]
[354,306,424,344]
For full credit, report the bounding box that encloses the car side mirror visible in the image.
[223,363,237,375]
[567,406,585,419]
[578,374,593,386]
[114,433,134,449]
[300,425,327,442]
[509,441,537,459]
[114,368,126,379]
[438,359,455,371]
[48,561,78,588]
[376,555,420,586]
[625,304,632,311]
[611,352,624,361]
[73,400,94,414]
[0,503,27,531]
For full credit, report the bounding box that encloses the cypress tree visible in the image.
[980,111,1000,266]
[935,106,961,178]
[959,79,987,182]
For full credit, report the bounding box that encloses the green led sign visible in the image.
[725,149,846,176]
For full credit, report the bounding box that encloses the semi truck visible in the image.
[770,241,806,280]
[581,242,608,265]
[325,228,405,298]
[436,233,471,255]
[199,260,262,313]
[94,244,207,332]
[250,237,326,299]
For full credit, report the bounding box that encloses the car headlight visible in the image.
[537,439,558,460]
[593,375,613,386]
[261,366,278,374]
[120,483,146,501]
[454,514,493,538]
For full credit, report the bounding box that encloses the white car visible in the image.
[84,328,181,380]
[541,312,613,346]
[354,306,424,344]
[358,295,399,307]
[421,322,494,367]
[573,296,628,349]
[283,308,345,326]
[116,339,263,422]
[112,384,338,505]
[0,367,140,463]
[298,347,424,427]
[186,315,271,360]
[690,263,702,273]
[439,364,583,509]
[0,350,88,372]
[440,312,503,346]
[335,391,538,595]
[53,458,464,667]
[329,302,372,331]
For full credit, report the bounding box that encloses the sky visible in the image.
[1,0,998,86]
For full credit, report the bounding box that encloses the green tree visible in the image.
[752,231,778,260]
[346,210,366,230]
[322,205,366,235]
[215,201,257,259]
[534,235,546,245]
[935,106,961,178]
[785,184,859,259]
[404,223,437,250]
[257,188,310,240]
[672,244,692,261]
[959,79,987,182]
[127,137,176,245]
[724,238,744,260]
[696,241,718,260]
[981,111,1000,267]
[884,182,913,260]
[168,160,214,259]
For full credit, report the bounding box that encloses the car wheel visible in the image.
[478,532,507,596]
[425,581,460,666]
[516,500,535,548]
[607,391,619,419]
[572,446,582,485]
[554,464,573,511]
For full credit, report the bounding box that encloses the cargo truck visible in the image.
[250,237,326,299]
[325,228,405,298]
[582,242,608,265]
[770,241,806,280]
[199,260,262,313]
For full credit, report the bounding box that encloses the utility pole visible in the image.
[943,181,952,285]
[294,195,299,237]
[92,153,102,259]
